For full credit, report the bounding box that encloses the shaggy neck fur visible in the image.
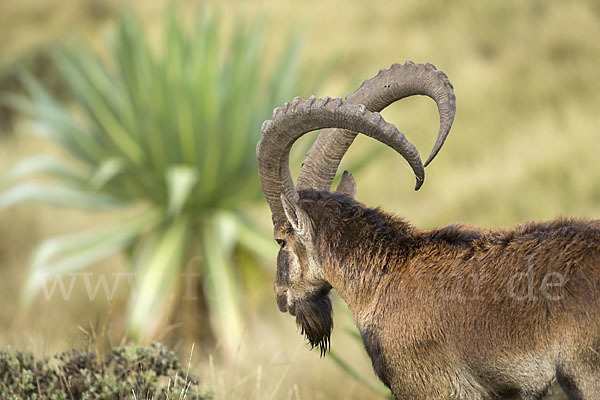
[297,189,495,321]
[297,190,417,312]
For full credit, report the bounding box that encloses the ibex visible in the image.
[256,62,600,399]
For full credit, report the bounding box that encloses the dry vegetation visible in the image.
[1,0,599,398]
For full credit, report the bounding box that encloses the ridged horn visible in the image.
[296,61,455,191]
[256,96,423,229]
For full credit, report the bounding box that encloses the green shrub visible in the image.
[0,8,326,350]
[0,343,208,399]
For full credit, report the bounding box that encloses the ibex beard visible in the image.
[292,291,333,356]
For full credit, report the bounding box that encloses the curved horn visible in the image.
[257,96,423,229]
[296,61,455,191]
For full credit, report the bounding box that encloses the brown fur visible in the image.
[278,189,600,399]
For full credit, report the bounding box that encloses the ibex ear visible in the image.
[335,171,356,198]
[280,192,311,238]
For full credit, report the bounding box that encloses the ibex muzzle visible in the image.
[257,62,600,399]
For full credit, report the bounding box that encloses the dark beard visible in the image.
[294,293,333,357]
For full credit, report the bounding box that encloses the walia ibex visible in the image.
[256,62,600,399]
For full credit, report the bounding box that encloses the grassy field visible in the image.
[1,0,599,398]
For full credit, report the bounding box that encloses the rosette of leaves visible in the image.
[0,9,326,350]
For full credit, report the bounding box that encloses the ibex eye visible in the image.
[275,239,286,248]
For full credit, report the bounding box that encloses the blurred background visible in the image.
[0,0,599,398]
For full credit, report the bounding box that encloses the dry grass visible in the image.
[1,0,599,398]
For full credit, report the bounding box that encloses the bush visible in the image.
[0,7,326,350]
[0,343,208,399]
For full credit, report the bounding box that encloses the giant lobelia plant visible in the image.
[0,9,326,352]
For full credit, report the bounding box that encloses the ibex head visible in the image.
[272,173,357,355]
[256,62,456,354]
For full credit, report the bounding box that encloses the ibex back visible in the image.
[256,62,600,399]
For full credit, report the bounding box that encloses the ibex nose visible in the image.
[274,285,288,313]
